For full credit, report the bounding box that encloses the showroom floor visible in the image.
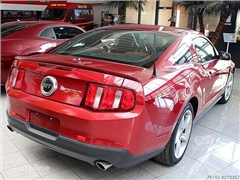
[1,69,239,180]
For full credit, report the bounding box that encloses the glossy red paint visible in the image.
[6,24,235,169]
[1,21,85,84]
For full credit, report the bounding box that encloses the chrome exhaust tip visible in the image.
[7,125,14,132]
[96,161,113,171]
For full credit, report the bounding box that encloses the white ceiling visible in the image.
[67,0,104,4]
[0,0,105,10]
[0,3,47,11]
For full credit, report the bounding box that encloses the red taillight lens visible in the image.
[9,67,24,89]
[83,83,135,111]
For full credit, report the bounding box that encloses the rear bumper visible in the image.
[7,110,164,168]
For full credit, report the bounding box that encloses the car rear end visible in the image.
[5,55,164,169]
[1,23,27,84]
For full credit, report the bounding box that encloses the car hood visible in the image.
[15,54,155,82]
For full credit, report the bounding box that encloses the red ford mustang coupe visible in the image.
[6,24,235,171]
[1,21,85,85]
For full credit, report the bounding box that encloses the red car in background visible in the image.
[1,21,85,84]
[5,24,235,171]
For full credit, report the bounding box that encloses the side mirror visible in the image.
[219,51,231,60]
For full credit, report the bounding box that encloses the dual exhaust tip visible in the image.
[7,125,113,171]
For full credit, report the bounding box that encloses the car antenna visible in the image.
[153,34,157,77]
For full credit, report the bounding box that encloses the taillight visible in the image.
[9,67,24,89]
[83,83,135,111]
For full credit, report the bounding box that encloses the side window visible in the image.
[193,37,216,63]
[39,28,55,39]
[2,10,32,18]
[53,26,84,39]
[75,9,93,19]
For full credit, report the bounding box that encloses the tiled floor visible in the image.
[1,69,239,180]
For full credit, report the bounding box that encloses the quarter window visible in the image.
[39,28,55,39]
[173,43,194,64]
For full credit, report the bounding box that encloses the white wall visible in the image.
[141,0,157,25]
[125,0,221,33]
[177,7,188,29]
[126,0,173,26]
[92,4,103,27]
[81,0,221,32]
[92,4,118,27]
[0,3,47,11]
[126,0,156,24]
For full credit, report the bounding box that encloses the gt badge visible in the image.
[40,76,58,96]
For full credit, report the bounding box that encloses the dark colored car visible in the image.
[6,24,235,171]
[1,20,85,84]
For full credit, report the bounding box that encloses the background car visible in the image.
[5,24,235,171]
[1,20,85,85]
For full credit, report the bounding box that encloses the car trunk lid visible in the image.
[13,54,151,106]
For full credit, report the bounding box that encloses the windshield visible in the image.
[50,29,176,68]
[41,8,66,20]
[1,24,26,38]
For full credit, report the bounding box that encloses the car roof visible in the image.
[98,24,201,37]
[1,20,85,39]
[3,20,79,28]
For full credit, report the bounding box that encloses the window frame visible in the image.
[49,29,177,68]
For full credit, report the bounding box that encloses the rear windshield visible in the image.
[1,24,26,38]
[50,29,176,68]
[41,8,66,20]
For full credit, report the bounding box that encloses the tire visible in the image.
[218,71,234,104]
[154,103,193,166]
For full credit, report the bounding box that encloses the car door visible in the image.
[193,37,229,108]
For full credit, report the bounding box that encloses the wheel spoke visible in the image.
[228,80,233,87]
[226,89,230,98]
[180,133,189,143]
[182,112,191,130]
[179,115,186,130]
[175,140,181,158]
[175,130,181,144]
